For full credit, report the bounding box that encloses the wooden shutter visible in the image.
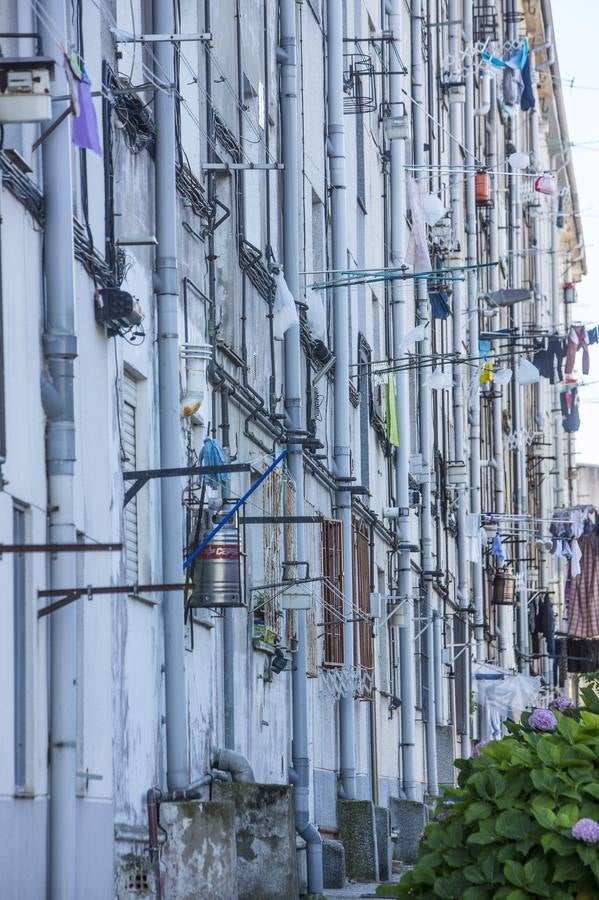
[123,374,138,583]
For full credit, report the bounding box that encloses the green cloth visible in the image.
[385,376,400,447]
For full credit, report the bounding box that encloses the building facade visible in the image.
[0,0,585,896]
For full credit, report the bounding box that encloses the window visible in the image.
[13,503,27,793]
[352,517,374,694]
[122,373,138,583]
[322,519,344,666]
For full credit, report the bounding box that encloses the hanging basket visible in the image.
[492,570,515,606]
[475,171,491,207]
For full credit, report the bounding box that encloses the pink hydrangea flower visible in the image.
[529,708,557,731]
[572,818,599,844]
[549,696,574,712]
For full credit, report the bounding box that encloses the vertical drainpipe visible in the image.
[153,0,188,789]
[410,0,438,798]
[486,68,510,668]
[40,0,77,894]
[387,0,418,800]
[279,1,324,890]
[529,71,550,686]
[464,0,484,663]
[550,157,564,514]
[204,0,234,753]
[326,0,356,799]
[448,0,471,756]
[507,0,529,674]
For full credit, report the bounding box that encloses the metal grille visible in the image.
[322,519,344,666]
[285,478,297,645]
[262,469,284,638]
[122,374,138,584]
[343,53,377,114]
[305,497,320,676]
[352,517,374,696]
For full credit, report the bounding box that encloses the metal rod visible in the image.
[39,0,78,890]
[280,0,323,884]
[153,0,188,792]
[388,0,418,801]
[0,543,122,554]
[183,450,288,570]
[327,0,356,800]
[411,0,438,798]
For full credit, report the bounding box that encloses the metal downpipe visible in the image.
[464,0,484,664]
[506,2,529,674]
[326,0,356,799]
[411,0,438,798]
[153,0,188,789]
[40,0,78,893]
[448,0,471,756]
[280,0,324,890]
[388,0,418,800]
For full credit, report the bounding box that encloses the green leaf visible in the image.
[442,848,472,869]
[556,804,581,829]
[504,860,528,888]
[495,810,534,840]
[505,892,529,900]
[375,885,402,898]
[466,831,497,846]
[532,806,558,830]
[536,735,565,766]
[582,782,599,800]
[552,855,585,884]
[463,801,492,824]
[524,856,549,883]
[541,832,576,856]
[557,714,579,744]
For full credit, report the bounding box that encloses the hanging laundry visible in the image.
[478,339,492,358]
[520,55,535,111]
[466,513,483,563]
[564,324,590,375]
[534,172,556,196]
[407,177,432,274]
[65,54,102,156]
[428,290,451,320]
[491,531,506,566]
[533,336,567,384]
[200,437,230,487]
[567,533,599,639]
[561,388,580,433]
[482,36,529,71]
[480,362,494,385]
[588,325,598,346]
[385,376,400,447]
[571,538,582,579]
[556,193,564,229]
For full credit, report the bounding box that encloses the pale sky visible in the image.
[553,1,599,465]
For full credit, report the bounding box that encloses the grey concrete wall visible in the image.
[338,799,379,883]
[313,768,338,829]
[213,782,298,900]
[160,800,238,900]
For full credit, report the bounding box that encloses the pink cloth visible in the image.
[565,325,589,376]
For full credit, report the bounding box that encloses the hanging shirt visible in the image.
[565,325,590,376]
[568,534,599,639]
[571,538,582,578]
[561,389,580,433]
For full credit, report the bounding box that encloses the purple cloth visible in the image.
[72,79,102,155]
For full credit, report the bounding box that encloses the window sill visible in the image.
[252,638,278,655]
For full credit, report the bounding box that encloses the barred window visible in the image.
[352,517,374,695]
[322,519,344,666]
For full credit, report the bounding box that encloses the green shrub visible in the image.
[387,686,599,899]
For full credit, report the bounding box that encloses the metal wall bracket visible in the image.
[123,461,251,507]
